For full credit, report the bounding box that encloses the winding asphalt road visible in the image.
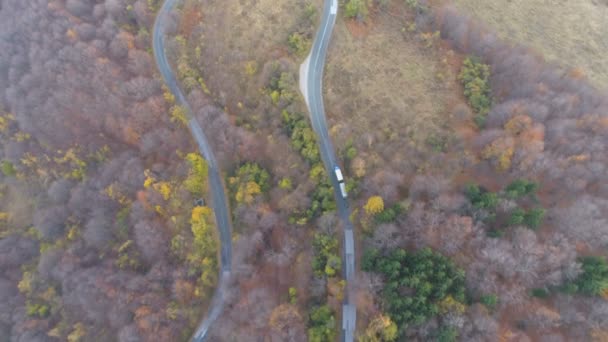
[299,0,357,340]
[153,1,232,341]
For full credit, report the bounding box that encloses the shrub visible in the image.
[1,160,16,176]
[480,294,498,310]
[289,287,298,304]
[361,314,398,342]
[287,32,311,57]
[530,288,550,298]
[345,146,357,160]
[375,203,405,224]
[568,256,608,296]
[465,184,498,210]
[184,153,208,196]
[436,326,459,342]
[279,177,292,190]
[312,233,341,277]
[505,179,538,199]
[282,110,321,165]
[508,208,525,226]
[523,208,545,230]
[26,301,50,318]
[170,105,188,126]
[308,306,336,342]
[344,0,369,20]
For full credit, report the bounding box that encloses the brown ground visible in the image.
[194,0,322,116]
[325,3,458,148]
[447,0,608,91]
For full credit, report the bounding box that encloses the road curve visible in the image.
[152,1,233,341]
[299,1,357,341]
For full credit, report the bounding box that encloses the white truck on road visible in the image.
[334,166,347,199]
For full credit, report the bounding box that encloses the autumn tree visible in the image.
[364,196,385,216]
[360,314,398,342]
[184,153,208,196]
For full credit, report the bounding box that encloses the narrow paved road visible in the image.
[300,1,357,340]
[153,1,233,341]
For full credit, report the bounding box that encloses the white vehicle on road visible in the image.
[334,166,348,199]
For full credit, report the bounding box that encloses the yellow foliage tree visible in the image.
[184,153,208,196]
[170,105,188,127]
[154,181,172,201]
[364,196,384,216]
[504,114,533,136]
[235,181,261,204]
[67,323,86,342]
[143,170,155,188]
[189,206,218,295]
[360,314,398,342]
[437,295,466,314]
[163,86,175,104]
[191,205,212,223]
[18,271,33,296]
[481,137,515,172]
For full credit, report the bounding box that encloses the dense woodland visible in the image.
[0,0,607,341]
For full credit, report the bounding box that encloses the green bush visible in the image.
[508,208,525,226]
[307,177,336,218]
[465,181,545,235]
[363,248,466,335]
[344,0,369,19]
[1,160,16,177]
[287,32,311,57]
[486,229,505,238]
[26,301,50,318]
[530,288,550,298]
[312,233,341,277]
[426,134,448,153]
[465,184,498,210]
[436,326,459,342]
[308,305,336,342]
[289,287,298,304]
[458,57,492,128]
[375,203,405,224]
[480,294,498,310]
[568,256,608,296]
[282,110,321,165]
[345,146,358,160]
[523,208,545,230]
[505,179,538,199]
[268,72,297,105]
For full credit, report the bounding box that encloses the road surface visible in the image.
[152,1,233,341]
[299,0,357,340]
